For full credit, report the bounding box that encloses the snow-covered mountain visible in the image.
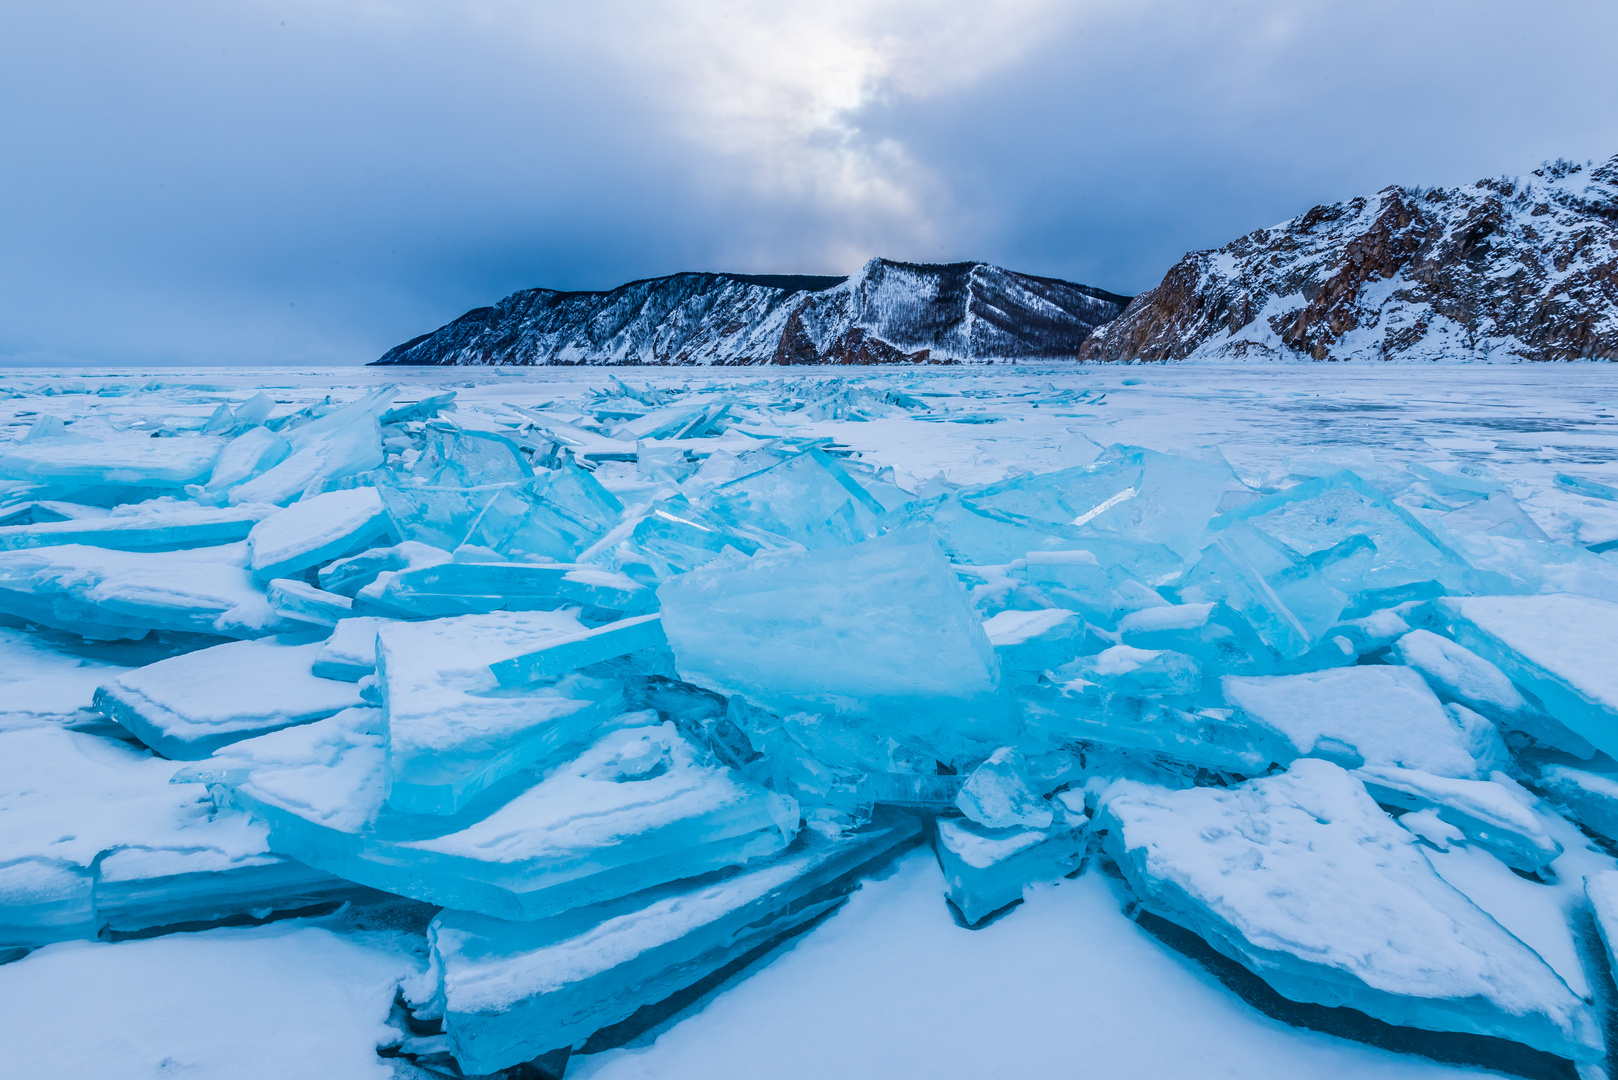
[1080,155,1618,363]
[372,258,1131,366]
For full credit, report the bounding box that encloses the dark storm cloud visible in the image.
[1,0,1614,365]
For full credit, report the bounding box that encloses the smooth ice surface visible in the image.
[659,530,1001,735]
[94,637,364,759]
[377,611,624,814]
[1440,594,1618,758]
[1097,760,1599,1061]
[1222,666,1481,777]
[0,541,290,640]
[246,487,394,580]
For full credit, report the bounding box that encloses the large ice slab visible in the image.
[428,810,920,1074]
[1439,594,1618,759]
[356,560,653,619]
[0,541,292,640]
[0,432,224,490]
[212,713,798,920]
[1097,760,1600,1062]
[94,636,365,759]
[659,530,1005,754]
[0,724,346,946]
[0,501,273,552]
[1222,665,1481,777]
[377,611,625,814]
[246,487,396,581]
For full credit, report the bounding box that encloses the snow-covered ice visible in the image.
[5,363,1618,1078]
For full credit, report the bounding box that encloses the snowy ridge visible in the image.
[373,258,1131,366]
[1080,155,1618,363]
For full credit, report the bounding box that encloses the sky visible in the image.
[2,0,1616,367]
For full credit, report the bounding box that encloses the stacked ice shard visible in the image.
[7,375,1618,1075]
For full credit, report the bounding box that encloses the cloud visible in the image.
[0,0,1614,365]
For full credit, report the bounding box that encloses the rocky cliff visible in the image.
[1079,155,1618,363]
[373,258,1130,366]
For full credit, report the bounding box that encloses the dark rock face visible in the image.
[1079,156,1618,363]
[373,259,1130,366]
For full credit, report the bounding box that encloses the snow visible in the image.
[0,922,418,1080]
[1222,666,1481,777]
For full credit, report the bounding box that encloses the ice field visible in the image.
[4,362,1618,1079]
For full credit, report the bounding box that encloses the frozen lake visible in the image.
[2,362,1618,1080]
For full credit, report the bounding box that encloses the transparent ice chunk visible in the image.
[962,447,1233,558]
[94,636,364,758]
[699,449,885,550]
[1178,522,1345,660]
[1222,666,1480,777]
[980,607,1089,676]
[592,496,763,580]
[1097,760,1600,1062]
[658,530,1007,751]
[357,561,654,619]
[1217,470,1470,603]
[197,426,290,497]
[318,540,451,597]
[411,429,532,487]
[460,464,624,563]
[955,748,1052,829]
[230,388,395,506]
[490,613,667,687]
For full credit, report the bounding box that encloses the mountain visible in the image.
[371,258,1132,366]
[1080,155,1618,364]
